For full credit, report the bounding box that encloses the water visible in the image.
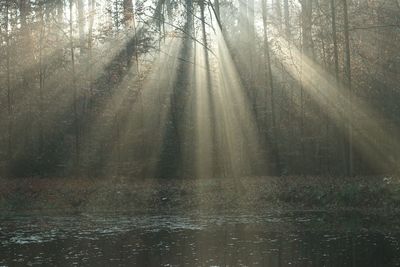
[1,212,400,266]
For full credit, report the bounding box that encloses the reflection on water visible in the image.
[1,213,400,266]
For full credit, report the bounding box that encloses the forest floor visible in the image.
[0,176,399,216]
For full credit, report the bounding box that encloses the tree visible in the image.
[330,0,339,82]
[299,0,313,172]
[19,0,33,152]
[343,0,353,176]
[262,0,281,174]
[123,0,134,26]
[301,0,313,57]
[5,0,12,163]
[77,0,86,54]
[69,0,80,171]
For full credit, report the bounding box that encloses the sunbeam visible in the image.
[274,35,400,174]
[2,0,400,266]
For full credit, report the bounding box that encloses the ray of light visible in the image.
[187,10,267,178]
[99,36,184,176]
[274,35,400,173]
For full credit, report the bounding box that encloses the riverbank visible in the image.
[1,176,399,215]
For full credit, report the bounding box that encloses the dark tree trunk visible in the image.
[343,0,353,176]
[262,0,281,175]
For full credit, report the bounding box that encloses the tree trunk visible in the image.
[77,0,86,54]
[239,0,248,39]
[88,0,95,103]
[330,0,343,174]
[248,0,257,111]
[214,0,220,22]
[199,0,216,178]
[6,0,12,162]
[275,0,283,30]
[301,0,313,57]
[300,0,312,173]
[57,0,63,23]
[19,0,34,154]
[123,0,134,27]
[262,0,281,175]
[70,0,80,172]
[38,3,45,158]
[283,0,290,39]
[330,0,339,82]
[343,0,353,176]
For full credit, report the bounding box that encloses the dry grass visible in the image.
[1,176,399,214]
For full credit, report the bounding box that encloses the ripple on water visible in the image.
[0,212,400,266]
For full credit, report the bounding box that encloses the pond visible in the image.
[1,212,400,266]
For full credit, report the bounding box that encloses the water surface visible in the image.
[1,212,399,266]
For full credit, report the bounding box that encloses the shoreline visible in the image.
[1,176,399,216]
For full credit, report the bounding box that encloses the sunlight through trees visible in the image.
[0,0,399,178]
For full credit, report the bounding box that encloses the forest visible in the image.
[0,0,398,179]
[1,1,400,266]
